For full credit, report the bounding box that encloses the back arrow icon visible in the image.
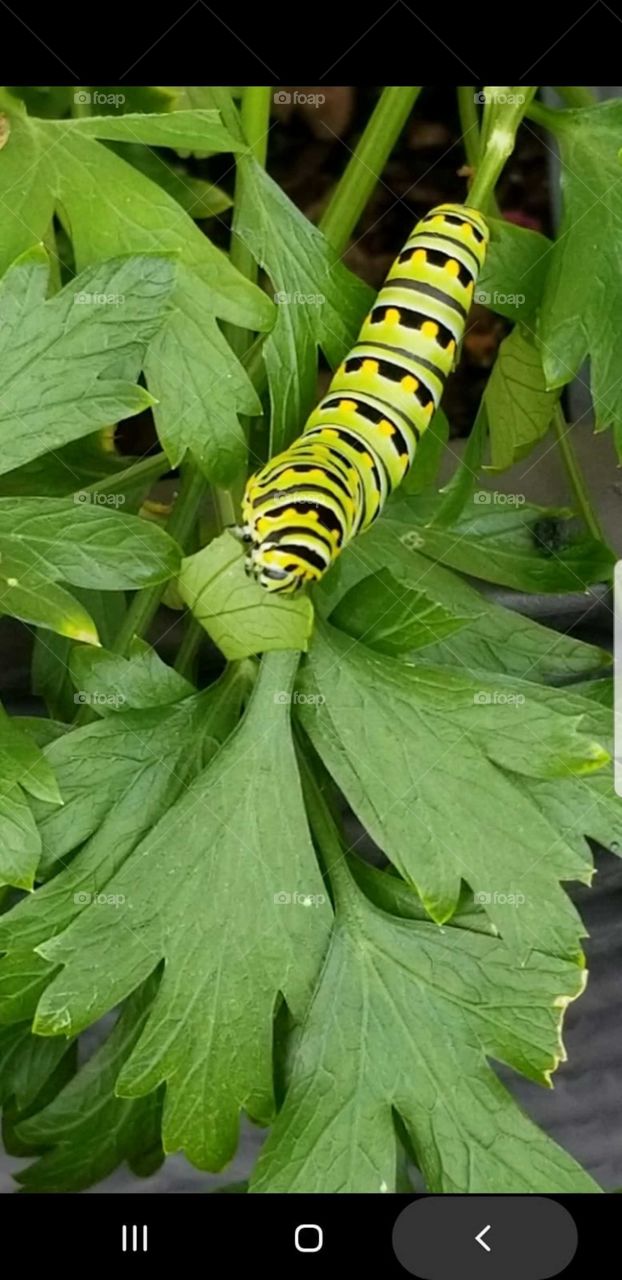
[475,1225,491,1252]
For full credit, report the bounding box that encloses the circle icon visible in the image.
[294,1224,324,1253]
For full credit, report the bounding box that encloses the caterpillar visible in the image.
[240,202,489,593]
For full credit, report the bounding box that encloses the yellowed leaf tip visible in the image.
[66,625,101,646]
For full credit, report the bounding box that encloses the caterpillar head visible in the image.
[235,507,313,596]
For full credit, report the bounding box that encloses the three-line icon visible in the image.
[122,1225,148,1253]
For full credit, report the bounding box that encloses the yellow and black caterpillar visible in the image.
[241,202,489,593]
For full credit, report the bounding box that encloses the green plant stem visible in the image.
[81,451,172,498]
[71,89,91,119]
[468,87,538,212]
[457,87,481,169]
[173,486,237,679]
[525,99,566,131]
[43,221,62,293]
[552,405,603,541]
[457,88,500,217]
[110,465,207,656]
[553,86,595,109]
[319,87,422,255]
[230,86,271,288]
[174,614,204,680]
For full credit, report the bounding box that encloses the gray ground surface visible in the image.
[1,420,620,1193]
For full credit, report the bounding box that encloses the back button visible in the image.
[392,1196,577,1279]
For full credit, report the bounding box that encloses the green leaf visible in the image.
[330,568,473,655]
[233,156,373,452]
[3,667,245,896]
[32,588,126,720]
[476,216,551,321]
[484,327,559,470]
[0,778,41,891]
[0,707,61,890]
[0,706,60,804]
[0,548,100,642]
[3,654,332,1170]
[296,622,607,956]
[0,249,174,475]
[251,857,597,1193]
[37,121,274,481]
[386,495,616,593]
[0,105,54,275]
[0,427,135,499]
[315,518,611,683]
[0,1021,73,1111]
[65,109,244,154]
[178,531,314,660]
[15,977,164,1191]
[0,496,181,589]
[0,952,59,1026]
[144,266,261,484]
[69,639,194,714]
[538,101,622,453]
[109,144,232,220]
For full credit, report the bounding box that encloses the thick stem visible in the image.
[319,87,422,255]
[457,86,481,169]
[552,405,603,541]
[553,86,595,109]
[110,465,207,656]
[174,614,204,680]
[229,86,271,291]
[70,88,91,119]
[81,451,172,499]
[525,99,565,131]
[468,87,538,212]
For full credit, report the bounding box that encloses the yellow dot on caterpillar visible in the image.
[378,419,394,436]
[425,402,435,418]
[421,320,439,339]
[444,259,460,277]
[412,249,427,265]
[339,399,358,413]
[401,375,419,393]
[362,359,379,375]
[447,339,456,356]
[385,307,401,325]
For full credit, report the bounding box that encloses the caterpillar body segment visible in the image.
[241,202,489,593]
